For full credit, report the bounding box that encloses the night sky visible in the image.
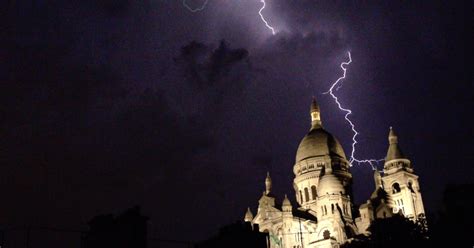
[1,0,472,244]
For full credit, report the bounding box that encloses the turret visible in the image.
[385,127,404,161]
[265,172,272,195]
[258,173,276,207]
[384,127,412,174]
[381,127,426,221]
[244,207,253,222]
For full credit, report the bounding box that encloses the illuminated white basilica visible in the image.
[243,99,426,248]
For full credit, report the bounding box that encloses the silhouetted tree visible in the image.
[343,215,428,248]
[429,184,474,246]
[195,221,267,248]
[82,206,148,248]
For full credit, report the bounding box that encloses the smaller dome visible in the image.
[317,173,345,195]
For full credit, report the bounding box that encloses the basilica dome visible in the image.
[295,127,347,162]
[317,173,345,195]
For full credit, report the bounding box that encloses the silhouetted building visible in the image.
[195,221,268,248]
[82,206,148,248]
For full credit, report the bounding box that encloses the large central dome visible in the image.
[295,98,347,162]
[296,127,347,162]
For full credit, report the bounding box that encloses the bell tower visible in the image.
[381,127,426,220]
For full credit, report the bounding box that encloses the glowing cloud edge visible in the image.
[183,0,209,12]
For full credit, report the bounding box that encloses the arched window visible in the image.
[299,190,303,203]
[392,183,401,193]
[331,204,334,214]
[277,229,283,246]
[323,230,330,239]
[304,188,310,202]
[408,181,415,193]
[324,205,327,215]
[311,186,317,200]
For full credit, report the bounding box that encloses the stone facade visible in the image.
[244,99,426,248]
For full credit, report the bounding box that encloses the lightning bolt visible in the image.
[182,0,276,35]
[183,0,209,12]
[259,0,276,35]
[325,52,384,169]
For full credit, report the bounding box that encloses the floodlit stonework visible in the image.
[244,99,426,248]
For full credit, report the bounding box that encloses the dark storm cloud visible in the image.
[1,2,257,242]
[94,0,132,16]
[273,0,348,34]
[0,1,362,242]
[171,39,252,130]
[176,40,249,88]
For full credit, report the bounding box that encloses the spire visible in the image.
[389,126,398,144]
[282,194,291,206]
[310,96,320,113]
[385,127,405,161]
[282,194,292,212]
[244,207,253,222]
[310,97,322,129]
[265,172,272,195]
